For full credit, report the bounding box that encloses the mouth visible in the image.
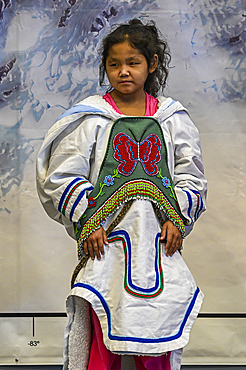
[119,80,132,84]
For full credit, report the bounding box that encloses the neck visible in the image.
[110,89,146,103]
[110,90,146,116]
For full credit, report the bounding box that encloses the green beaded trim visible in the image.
[77,179,185,256]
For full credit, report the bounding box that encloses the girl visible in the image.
[36,19,207,370]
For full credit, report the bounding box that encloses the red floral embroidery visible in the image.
[88,197,96,208]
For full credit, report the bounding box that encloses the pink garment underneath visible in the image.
[88,306,171,370]
[103,92,158,116]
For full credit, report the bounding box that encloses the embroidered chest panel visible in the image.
[75,117,185,258]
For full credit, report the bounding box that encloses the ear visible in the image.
[149,54,158,73]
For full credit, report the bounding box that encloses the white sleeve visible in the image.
[169,111,207,235]
[44,147,94,223]
[36,116,100,230]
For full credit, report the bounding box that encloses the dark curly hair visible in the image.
[98,18,171,97]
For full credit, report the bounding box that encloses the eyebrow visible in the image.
[107,56,141,63]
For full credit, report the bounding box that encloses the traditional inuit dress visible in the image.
[36,95,207,364]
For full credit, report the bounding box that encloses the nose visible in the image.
[119,65,129,77]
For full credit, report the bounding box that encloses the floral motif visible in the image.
[157,169,177,201]
[88,196,97,208]
[92,169,120,201]
[104,175,114,186]
[162,177,170,188]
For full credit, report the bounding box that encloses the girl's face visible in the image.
[105,41,157,99]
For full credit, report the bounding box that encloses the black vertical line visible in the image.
[33,316,35,337]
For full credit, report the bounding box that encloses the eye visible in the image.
[109,63,118,67]
[129,62,139,66]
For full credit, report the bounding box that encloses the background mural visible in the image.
[0,0,246,365]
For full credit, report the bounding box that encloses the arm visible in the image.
[36,114,108,238]
[172,111,207,230]
[160,111,207,255]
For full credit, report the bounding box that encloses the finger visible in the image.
[165,234,174,256]
[87,241,96,260]
[168,235,182,256]
[166,241,175,256]
[160,227,167,242]
[92,239,101,260]
[102,228,108,245]
[96,234,104,258]
[93,227,106,258]
[83,240,88,255]
[160,225,167,241]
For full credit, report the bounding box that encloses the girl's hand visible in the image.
[83,226,108,260]
[160,220,182,257]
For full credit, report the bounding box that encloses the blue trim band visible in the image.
[108,230,162,294]
[69,185,94,221]
[190,189,203,219]
[166,99,176,108]
[178,188,193,223]
[58,105,104,121]
[58,178,81,213]
[72,282,200,343]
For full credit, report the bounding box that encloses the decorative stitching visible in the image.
[177,187,203,223]
[190,189,203,221]
[108,231,163,298]
[75,117,186,257]
[58,178,89,216]
[177,187,193,223]
[72,202,133,282]
[76,179,185,256]
[98,117,168,180]
[70,185,93,221]
[113,132,161,176]
[71,282,201,343]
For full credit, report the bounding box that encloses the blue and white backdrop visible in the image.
[0,0,246,365]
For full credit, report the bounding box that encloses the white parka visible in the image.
[36,95,207,355]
